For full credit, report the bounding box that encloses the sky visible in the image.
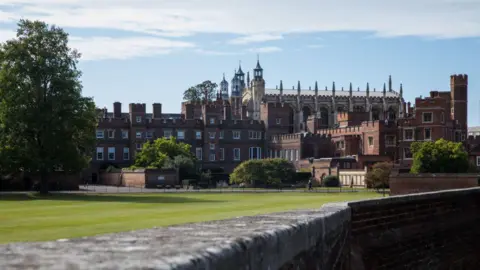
[0,0,479,125]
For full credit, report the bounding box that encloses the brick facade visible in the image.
[91,73,470,180]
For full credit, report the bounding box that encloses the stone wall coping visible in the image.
[348,187,480,208]
[0,203,350,270]
[390,173,480,178]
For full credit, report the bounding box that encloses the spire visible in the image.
[297,81,301,91]
[400,83,403,97]
[388,75,392,92]
[280,80,283,90]
[383,82,386,96]
[315,81,318,92]
[366,83,370,96]
[332,81,336,92]
[349,82,353,96]
[254,56,263,80]
[237,61,244,75]
[246,71,250,86]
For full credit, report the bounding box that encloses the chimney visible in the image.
[113,102,121,118]
[152,103,162,119]
[223,102,232,120]
[185,103,194,119]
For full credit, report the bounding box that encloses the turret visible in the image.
[220,73,229,100]
[388,75,392,92]
[253,57,263,81]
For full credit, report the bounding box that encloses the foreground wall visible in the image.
[390,172,479,195]
[1,188,479,270]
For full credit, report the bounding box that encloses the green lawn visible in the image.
[0,192,382,243]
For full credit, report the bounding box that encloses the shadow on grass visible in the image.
[0,193,224,204]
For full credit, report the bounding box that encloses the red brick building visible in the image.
[90,71,470,181]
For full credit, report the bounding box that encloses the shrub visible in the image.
[365,162,392,189]
[229,158,296,187]
[322,175,340,187]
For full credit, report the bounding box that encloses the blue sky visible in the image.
[1,0,480,124]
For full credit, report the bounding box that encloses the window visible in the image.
[209,118,215,124]
[219,131,224,139]
[136,116,142,123]
[220,148,225,160]
[404,148,413,159]
[249,131,262,140]
[108,147,115,160]
[233,130,241,139]
[177,130,185,140]
[108,130,115,138]
[210,144,215,150]
[476,156,480,167]
[136,143,142,150]
[136,131,142,139]
[404,128,414,141]
[233,148,241,161]
[123,147,130,160]
[146,131,153,139]
[209,153,216,161]
[209,132,216,139]
[96,129,104,139]
[368,136,374,147]
[424,128,432,141]
[196,147,203,160]
[422,112,433,123]
[385,135,395,146]
[276,118,281,125]
[249,147,262,160]
[195,131,202,140]
[121,130,129,139]
[163,130,172,138]
[96,147,104,160]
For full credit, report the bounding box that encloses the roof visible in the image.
[265,88,400,98]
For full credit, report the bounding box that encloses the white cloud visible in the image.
[1,0,480,60]
[1,0,479,39]
[69,36,194,61]
[228,34,283,45]
[247,47,282,53]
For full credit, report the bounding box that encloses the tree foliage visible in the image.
[410,139,469,174]
[229,158,296,186]
[133,137,194,169]
[322,175,341,187]
[365,162,392,189]
[0,20,97,193]
[183,80,218,102]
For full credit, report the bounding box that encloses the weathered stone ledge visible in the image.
[0,203,350,270]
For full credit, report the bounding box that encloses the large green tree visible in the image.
[0,20,97,194]
[183,80,218,102]
[410,139,469,174]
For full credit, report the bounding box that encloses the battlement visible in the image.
[97,116,130,127]
[317,120,387,136]
[450,74,468,86]
[415,95,447,107]
[217,119,265,129]
[270,132,330,142]
[147,118,203,127]
[129,103,146,113]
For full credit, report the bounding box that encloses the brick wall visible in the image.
[99,169,178,188]
[390,172,479,195]
[349,188,480,269]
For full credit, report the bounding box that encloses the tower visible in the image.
[450,74,468,130]
[251,58,265,120]
[230,70,244,119]
[220,73,229,100]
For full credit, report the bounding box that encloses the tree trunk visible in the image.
[39,170,49,195]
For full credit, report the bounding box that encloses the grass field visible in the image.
[0,192,382,243]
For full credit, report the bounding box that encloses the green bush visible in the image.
[322,175,340,187]
[229,158,296,187]
[365,162,392,189]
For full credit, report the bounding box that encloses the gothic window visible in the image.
[372,108,380,121]
[388,107,396,120]
[320,108,329,127]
